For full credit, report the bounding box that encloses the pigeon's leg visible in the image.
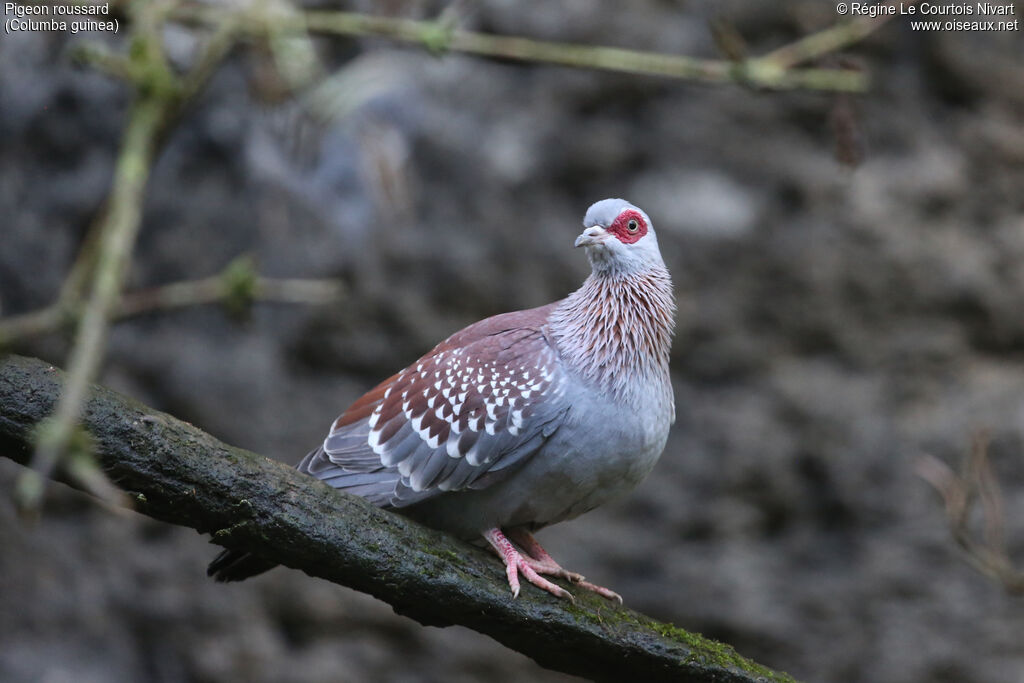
[505,529,623,604]
[483,528,573,601]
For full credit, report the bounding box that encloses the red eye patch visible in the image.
[608,209,648,244]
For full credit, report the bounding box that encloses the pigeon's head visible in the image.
[575,198,664,275]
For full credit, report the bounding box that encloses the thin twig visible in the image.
[15,88,169,514]
[770,0,925,69]
[0,274,343,344]
[180,17,241,101]
[69,41,136,81]
[171,5,870,92]
[116,275,344,318]
[915,433,1024,595]
[0,306,71,346]
[760,14,897,70]
[12,0,235,515]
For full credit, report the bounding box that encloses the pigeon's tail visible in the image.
[207,549,277,582]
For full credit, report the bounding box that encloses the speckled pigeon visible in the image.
[209,198,676,602]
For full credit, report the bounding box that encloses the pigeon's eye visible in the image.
[611,209,647,244]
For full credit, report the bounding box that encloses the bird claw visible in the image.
[531,563,621,603]
[563,570,586,583]
[484,528,624,603]
[517,557,575,601]
[577,580,623,603]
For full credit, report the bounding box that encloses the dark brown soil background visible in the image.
[2,2,1023,682]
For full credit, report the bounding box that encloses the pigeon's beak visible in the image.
[575,225,607,248]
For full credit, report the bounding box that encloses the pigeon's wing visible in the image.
[299,303,571,508]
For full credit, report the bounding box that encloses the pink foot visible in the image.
[506,528,623,604]
[487,528,622,602]
[571,578,623,603]
[483,528,574,601]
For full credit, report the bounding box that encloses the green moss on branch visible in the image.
[0,354,796,683]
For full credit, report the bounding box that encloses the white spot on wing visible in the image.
[368,428,387,455]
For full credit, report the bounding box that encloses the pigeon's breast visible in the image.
[403,366,673,537]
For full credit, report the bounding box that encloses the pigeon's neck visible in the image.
[548,265,675,401]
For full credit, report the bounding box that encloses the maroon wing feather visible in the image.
[299,303,570,507]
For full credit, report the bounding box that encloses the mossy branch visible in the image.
[0,354,798,683]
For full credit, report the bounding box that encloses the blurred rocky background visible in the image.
[2,1,1023,681]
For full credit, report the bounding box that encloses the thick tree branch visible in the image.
[0,354,796,683]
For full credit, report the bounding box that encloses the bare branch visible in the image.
[117,275,344,318]
[171,5,871,92]
[916,433,1024,595]
[15,69,172,515]
[0,264,344,346]
[758,5,908,70]
[8,0,255,516]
